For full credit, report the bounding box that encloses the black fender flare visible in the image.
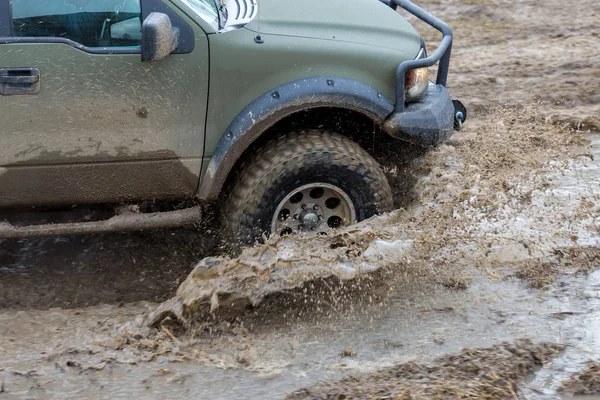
[197,76,394,201]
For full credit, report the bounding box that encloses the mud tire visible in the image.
[223,130,394,245]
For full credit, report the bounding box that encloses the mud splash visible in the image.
[145,221,412,327]
[142,104,595,329]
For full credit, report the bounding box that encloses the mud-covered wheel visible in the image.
[224,130,393,245]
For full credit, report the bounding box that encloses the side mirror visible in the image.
[141,12,179,62]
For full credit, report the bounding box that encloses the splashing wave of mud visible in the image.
[140,103,597,330]
[145,222,413,327]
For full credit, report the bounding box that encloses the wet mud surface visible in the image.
[560,362,600,395]
[0,228,217,309]
[287,340,563,399]
[2,0,600,398]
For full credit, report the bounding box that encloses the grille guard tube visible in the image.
[381,0,460,145]
[385,0,453,111]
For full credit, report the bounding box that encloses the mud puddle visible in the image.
[525,269,600,399]
[0,229,218,309]
[1,265,600,399]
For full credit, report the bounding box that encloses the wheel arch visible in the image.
[197,76,394,201]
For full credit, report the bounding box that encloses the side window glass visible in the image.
[11,0,142,48]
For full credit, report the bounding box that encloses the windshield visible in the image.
[180,0,220,30]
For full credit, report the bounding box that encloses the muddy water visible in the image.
[524,270,600,399]
[1,266,599,399]
[0,228,217,309]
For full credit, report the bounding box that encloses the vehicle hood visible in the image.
[244,0,422,56]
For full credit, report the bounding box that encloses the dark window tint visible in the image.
[11,0,142,47]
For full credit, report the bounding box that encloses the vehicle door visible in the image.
[0,0,209,208]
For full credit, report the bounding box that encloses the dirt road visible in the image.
[1,0,600,398]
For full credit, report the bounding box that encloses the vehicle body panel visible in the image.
[198,75,396,200]
[203,24,418,163]
[0,0,456,211]
[244,0,421,53]
[0,0,209,208]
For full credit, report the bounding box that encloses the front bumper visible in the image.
[383,83,455,146]
[381,0,466,146]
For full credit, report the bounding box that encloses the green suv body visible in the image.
[0,0,465,242]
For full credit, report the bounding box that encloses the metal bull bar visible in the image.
[382,0,453,113]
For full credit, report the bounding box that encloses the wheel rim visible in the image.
[271,183,356,238]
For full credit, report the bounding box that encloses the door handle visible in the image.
[0,68,41,95]
[0,75,40,84]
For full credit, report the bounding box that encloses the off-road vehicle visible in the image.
[0,0,466,243]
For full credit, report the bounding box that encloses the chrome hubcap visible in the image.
[271,183,356,237]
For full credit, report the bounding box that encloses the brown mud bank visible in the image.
[560,362,600,395]
[414,0,600,122]
[288,340,563,400]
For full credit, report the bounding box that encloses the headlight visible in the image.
[404,46,429,102]
[405,67,429,102]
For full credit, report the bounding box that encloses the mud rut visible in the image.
[1,0,600,398]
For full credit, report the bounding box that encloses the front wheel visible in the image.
[223,130,393,245]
